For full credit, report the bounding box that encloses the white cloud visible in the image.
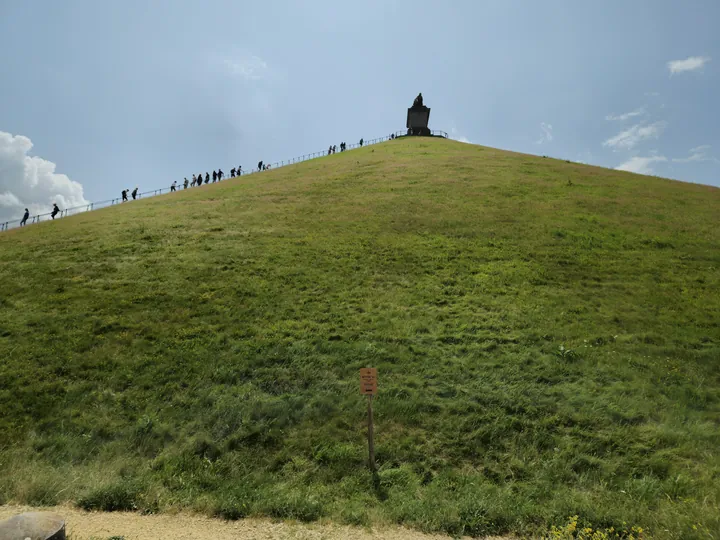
[606,107,646,121]
[0,131,88,222]
[535,122,553,144]
[645,92,660,97]
[672,145,719,164]
[221,53,269,81]
[667,56,711,75]
[450,127,472,144]
[616,155,668,175]
[602,121,666,151]
[690,145,711,153]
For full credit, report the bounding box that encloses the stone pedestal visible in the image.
[0,512,65,540]
[406,106,431,136]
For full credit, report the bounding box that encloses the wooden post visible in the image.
[360,367,377,471]
[367,394,375,471]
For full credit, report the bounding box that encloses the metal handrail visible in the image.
[1,129,450,232]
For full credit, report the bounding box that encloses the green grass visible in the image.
[0,138,719,538]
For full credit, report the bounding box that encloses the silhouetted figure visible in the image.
[191,174,196,187]
[328,146,332,156]
[263,164,267,171]
[132,187,138,200]
[51,203,60,220]
[231,168,236,177]
[218,169,223,180]
[258,161,263,171]
[360,138,364,147]
[171,181,177,192]
[122,189,129,202]
[333,145,337,153]
[184,177,189,189]
[413,93,423,108]
[20,208,29,226]
[205,173,210,184]
[212,171,218,182]
[237,165,242,175]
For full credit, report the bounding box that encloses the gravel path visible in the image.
[1,505,507,539]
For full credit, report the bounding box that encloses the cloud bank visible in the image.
[605,107,645,122]
[672,145,719,164]
[606,107,646,121]
[616,155,668,175]
[667,56,710,74]
[450,127,472,144]
[603,121,666,151]
[535,122,553,144]
[0,131,88,222]
[219,52,270,82]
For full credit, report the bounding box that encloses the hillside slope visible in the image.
[1,138,719,538]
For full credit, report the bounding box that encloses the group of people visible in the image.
[121,187,139,202]
[19,203,61,226]
[18,136,381,227]
[328,139,366,155]
[121,166,247,201]
[184,168,228,189]
[328,142,347,154]
[188,168,228,187]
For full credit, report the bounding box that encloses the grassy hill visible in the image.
[0,138,718,538]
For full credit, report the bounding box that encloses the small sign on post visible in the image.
[360,368,377,471]
[360,368,377,396]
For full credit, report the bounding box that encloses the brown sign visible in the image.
[360,368,377,395]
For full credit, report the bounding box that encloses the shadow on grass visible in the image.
[371,469,388,501]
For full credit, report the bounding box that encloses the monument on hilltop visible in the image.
[406,92,431,136]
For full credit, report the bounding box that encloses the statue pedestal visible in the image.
[406,106,431,136]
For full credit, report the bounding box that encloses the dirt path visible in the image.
[1,505,509,539]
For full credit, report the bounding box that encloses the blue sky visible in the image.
[0,0,718,221]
